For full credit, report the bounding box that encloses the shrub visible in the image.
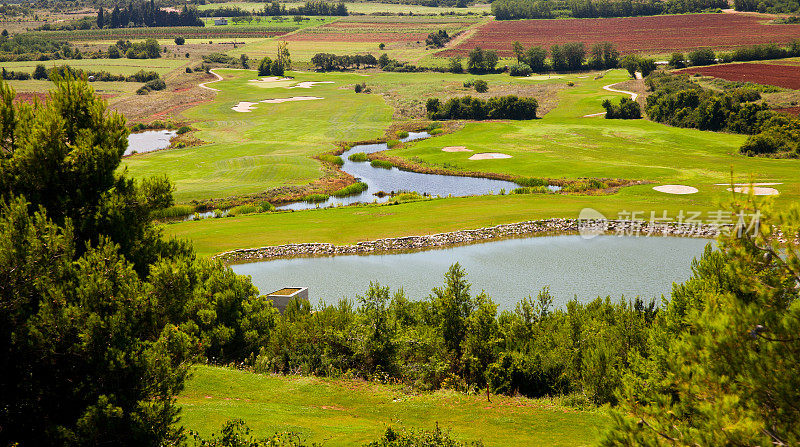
[174,36,185,45]
[331,182,368,197]
[396,131,409,139]
[512,186,549,194]
[509,63,532,77]
[688,47,716,66]
[602,98,641,119]
[318,154,344,166]
[144,78,166,91]
[149,204,196,220]
[474,79,488,93]
[386,139,400,148]
[303,193,329,203]
[370,159,393,169]
[176,126,192,134]
[426,95,538,120]
[348,152,369,162]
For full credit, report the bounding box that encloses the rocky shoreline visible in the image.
[214,218,723,263]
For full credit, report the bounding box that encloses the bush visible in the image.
[426,95,538,120]
[145,78,166,91]
[509,63,532,77]
[688,47,716,66]
[174,36,185,45]
[348,152,369,162]
[303,193,329,203]
[177,126,192,134]
[396,131,409,139]
[474,79,488,93]
[370,159,393,169]
[602,98,641,119]
[331,182,368,197]
[318,154,344,166]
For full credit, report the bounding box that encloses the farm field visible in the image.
[680,62,800,89]
[23,25,297,41]
[0,57,186,76]
[199,15,332,29]
[196,1,492,15]
[283,16,481,43]
[179,365,608,446]
[439,13,800,57]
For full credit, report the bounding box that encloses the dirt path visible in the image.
[199,69,224,92]
[603,83,638,101]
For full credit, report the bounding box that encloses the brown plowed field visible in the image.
[680,63,800,89]
[439,13,800,56]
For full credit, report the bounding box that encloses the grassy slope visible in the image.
[162,69,795,256]
[179,365,607,446]
[1,58,186,76]
[123,69,393,202]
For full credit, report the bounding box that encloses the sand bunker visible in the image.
[652,185,699,194]
[442,146,472,152]
[714,182,783,186]
[290,81,335,89]
[468,152,512,160]
[260,96,323,104]
[232,101,259,112]
[728,186,780,196]
[251,76,292,83]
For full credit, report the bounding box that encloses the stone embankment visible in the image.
[214,218,724,263]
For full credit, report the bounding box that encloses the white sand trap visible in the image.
[728,186,780,196]
[290,81,335,89]
[653,185,699,194]
[260,96,323,104]
[714,182,783,186]
[232,101,259,112]
[442,146,472,152]
[251,76,292,83]
[583,112,607,117]
[519,75,563,80]
[469,152,512,160]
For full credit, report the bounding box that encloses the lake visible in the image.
[231,235,713,309]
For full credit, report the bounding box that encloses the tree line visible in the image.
[492,0,727,19]
[98,1,203,28]
[426,95,539,120]
[645,72,800,157]
[508,41,623,73]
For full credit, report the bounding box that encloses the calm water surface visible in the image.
[125,130,177,156]
[277,132,522,210]
[232,235,713,309]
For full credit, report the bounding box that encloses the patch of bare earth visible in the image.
[110,72,216,123]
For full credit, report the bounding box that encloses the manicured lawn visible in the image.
[123,69,393,202]
[179,365,608,446]
[385,69,799,201]
[166,185,750,257]
[157,68,796,256]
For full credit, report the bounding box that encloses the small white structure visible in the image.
[214,18,228,26]
[268,287,308,312]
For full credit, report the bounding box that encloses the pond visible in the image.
[125,130,177,156]
[231,235,713,310]
[277,132,524,211]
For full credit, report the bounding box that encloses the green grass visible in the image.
[1,58,185,76]
[123,69,393,202]
[179,365,608,446]
[150,69,799,255]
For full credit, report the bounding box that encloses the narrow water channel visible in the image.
[277,131,523,210]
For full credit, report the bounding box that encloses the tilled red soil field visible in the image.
[439,13,800,57]
[680,63,800,89]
